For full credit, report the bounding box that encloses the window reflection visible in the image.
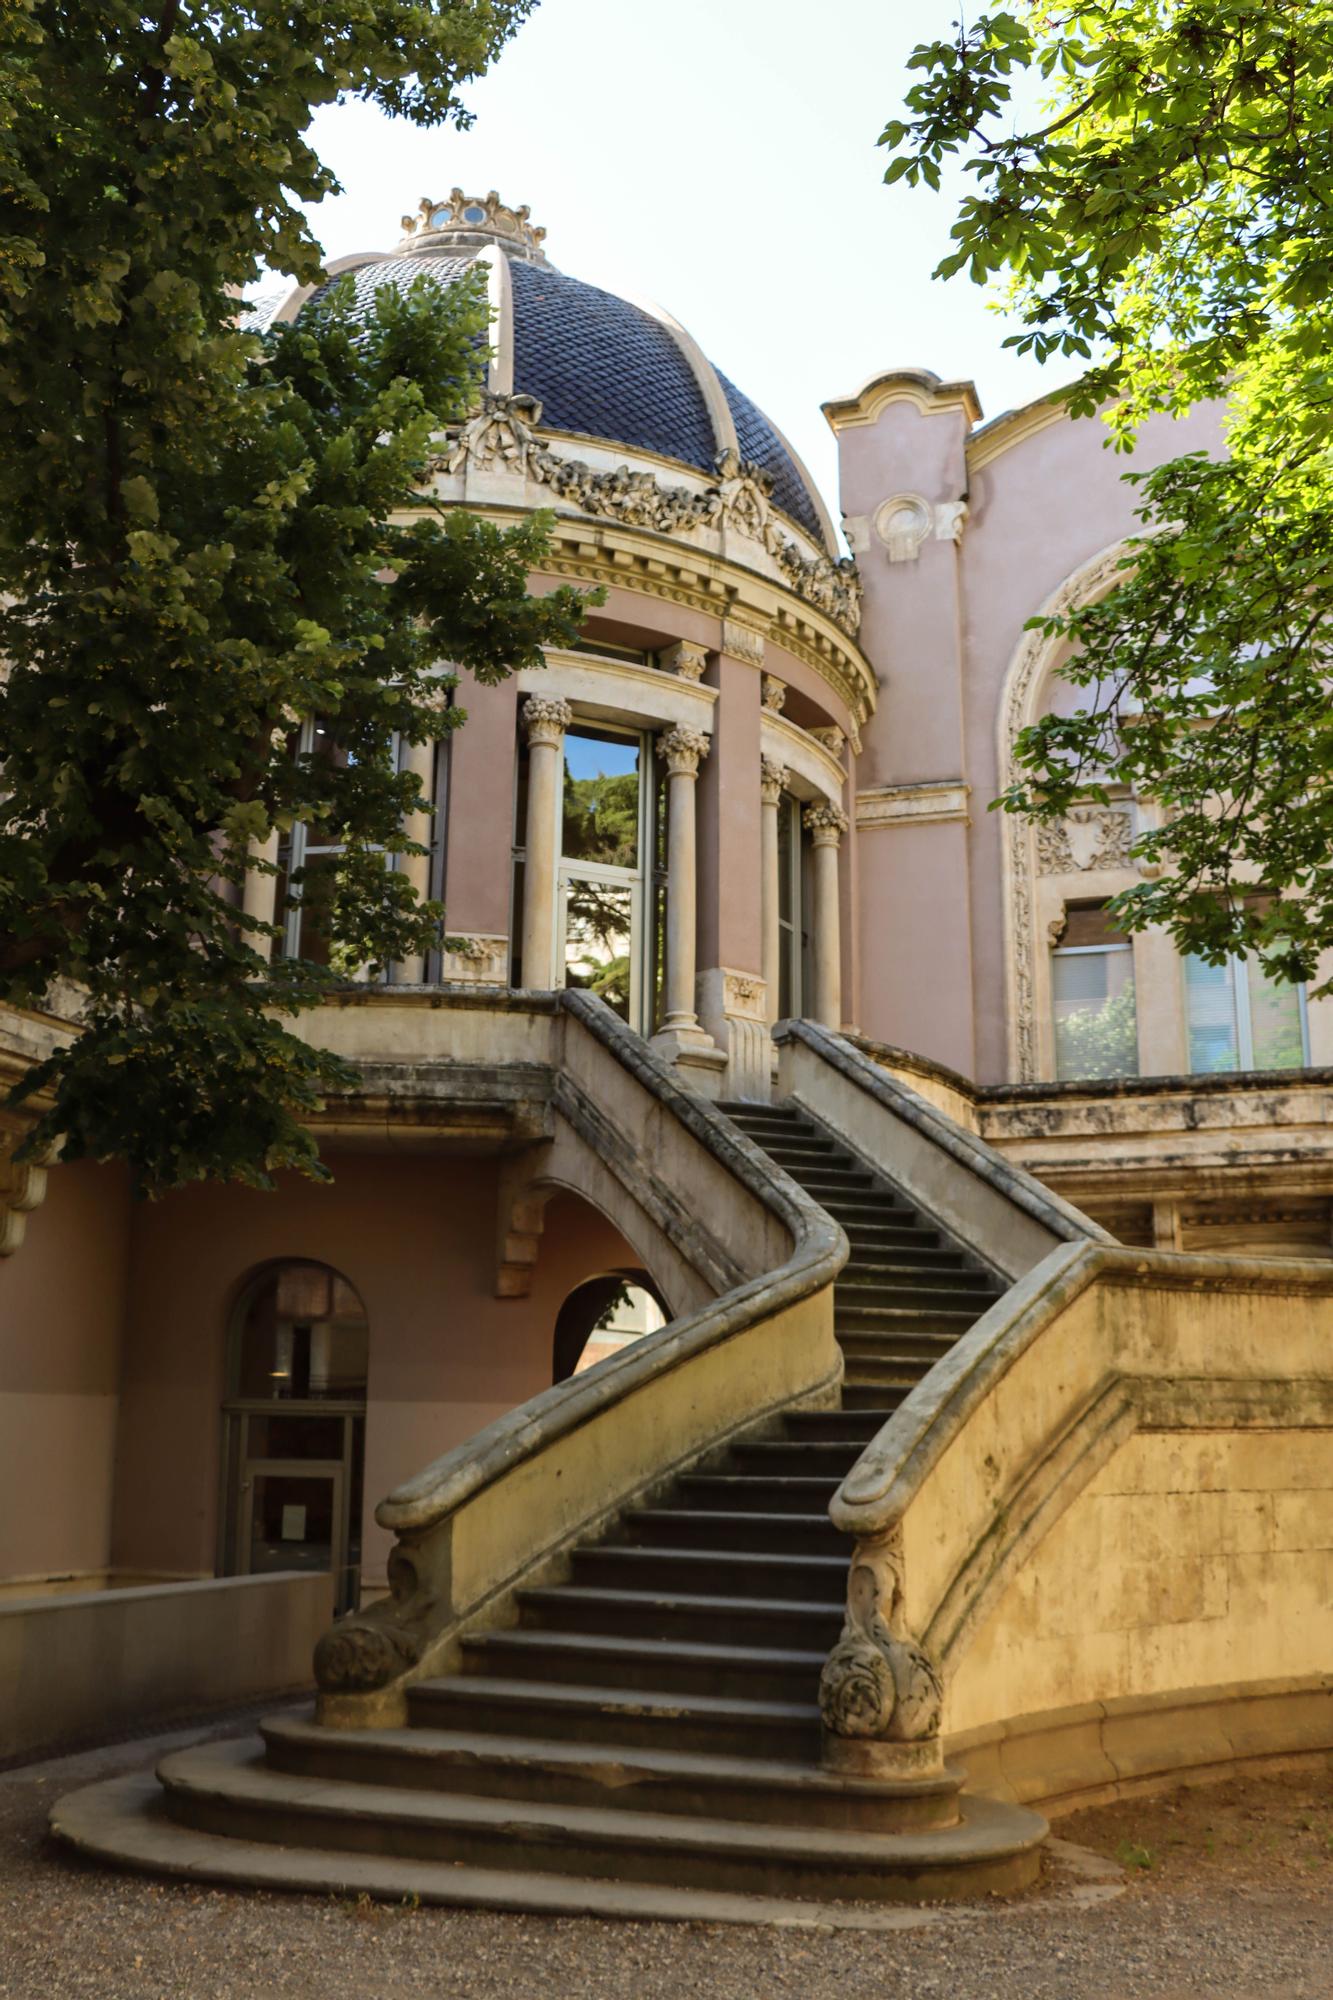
[233,1261,369,1402]
[1051,904,1139,1080]
[562,727,640,869]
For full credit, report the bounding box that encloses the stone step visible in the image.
[841,1383,911,1413]
[837,1329,963,1360]
[408,1674,825,1760]
[838,1276,993,1309]
[621,1507,845,1555]
[782,1409,899,1444]
[841,1360,933,1391]
[841,1259,989,1289]
[460,1628,828,1703]
[259,1714,958,1834]
[147,1738,1044,1903]
[840,1230,953,1259]
[675,1473,841,1514]
[571,1544,848,1605]
[516,1584,845,1651]
[724,1439,862,1479]
[836,1304,976,1334]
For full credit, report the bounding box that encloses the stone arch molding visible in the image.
[996,540,1136,1083]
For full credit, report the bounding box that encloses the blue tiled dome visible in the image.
[268,198,833,552]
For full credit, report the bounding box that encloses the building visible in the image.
[5,193,1331,1916]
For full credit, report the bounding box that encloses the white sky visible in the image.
[303,0,1056,514]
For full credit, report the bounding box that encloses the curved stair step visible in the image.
[516,1584,846,1649]
[621,1507,845,1554]
[570,1545,848,1603]
[145,1737,1046,1903]
[408,1673,823,1758]
[460,1628,828,1702]
[675,1474,841,1513]
[259,1714,960,1832]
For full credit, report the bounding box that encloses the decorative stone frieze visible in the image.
[760,756,787,807]
[720,618,766,667]
[521,694,573,749]
[819,1528,945,1778]
[662,640,709,683]
[760,674,786,714]
[440,934,509,986]
[803,801,849,846]
[658,724,710,778]
[428,393,863,637]
[1036,806,1135,875]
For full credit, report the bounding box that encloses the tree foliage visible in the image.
[0,1,590,1192]
[883,3,1333,986]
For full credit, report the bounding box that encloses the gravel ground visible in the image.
[1,1717,1328,2000]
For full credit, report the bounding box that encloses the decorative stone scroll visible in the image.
[761,674,787,714]
[809,725,845,757]
[819,1529,945,1777]
[428,393,864,638]
[760,755,787,807]
[803,801,849,847]
[521,694,573,748]
[658,724,710,778]
[663,641,708,683]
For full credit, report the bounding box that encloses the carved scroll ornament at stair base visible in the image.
[819,1528,946,1778]
[314,1544,433,1718]
[429,394,863,639]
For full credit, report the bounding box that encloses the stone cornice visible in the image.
[857,781,970,830]
[822,369,983,434]
[493,511,877,733]
[966,393,1069,474]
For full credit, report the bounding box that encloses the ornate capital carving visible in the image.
[522,694,573,748]
[760,756,787,806]
[659,724,710,777]
[819,1531,944,1751]
[809,725,845,757]
[760,673,787,714]
[662,640,709,683]
[1036,805,1135,875]
[803,801,849,847]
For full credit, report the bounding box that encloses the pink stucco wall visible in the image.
[0,1159,131,1582]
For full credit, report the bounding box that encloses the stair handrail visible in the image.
[313,990,848,1726]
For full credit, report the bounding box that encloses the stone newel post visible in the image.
[520,695,572,989]
[658,724,711,1034]
[394,736,437,984]
[820,1527,946,1780]
[242,830,280,962]
[760,758,786,1024]
[804,802,848,1029]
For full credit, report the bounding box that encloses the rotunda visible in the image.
[251,192,877,1095]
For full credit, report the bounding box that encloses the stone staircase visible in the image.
[52,1101,1048,1921]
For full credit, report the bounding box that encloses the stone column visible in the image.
[393,736,436,985]
[760,758,786,1023]
[805,802,849,1029]
[658,725,711,1034]
[241,829,280,963]
[520,695,572,990]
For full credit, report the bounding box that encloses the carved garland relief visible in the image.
[428,393,863,639]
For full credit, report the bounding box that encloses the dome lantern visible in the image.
[399,190,549,266]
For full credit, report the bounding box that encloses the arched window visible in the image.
[220,1261,368,1613]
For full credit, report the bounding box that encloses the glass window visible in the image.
[232,1261,369,1402]
[561,877,635,1021]
[562,727,641,868]
[1051,904,1139,1080]
[776,796,807,1019]
[1186,952,1307,1072]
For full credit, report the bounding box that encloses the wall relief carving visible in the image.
[429,393,863,638]
[1036,806,1135,875]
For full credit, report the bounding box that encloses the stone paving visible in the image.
[1,1717,1328,1999]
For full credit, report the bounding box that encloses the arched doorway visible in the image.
[219,1261,368,1613]
[552,1270,668,1383]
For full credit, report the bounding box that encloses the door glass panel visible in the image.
[234,1261,368,1400]
[562,877,634,1020]
[245,1414,345,1459]
[1186,956,1241,1072]
[1246,959,1305,1069]
[247,1471,337,1577]
[562,728,640,868]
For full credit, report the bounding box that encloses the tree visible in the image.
[882,4,1333,989]
[0,2,589,1193]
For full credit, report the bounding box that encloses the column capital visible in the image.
[659,724,711,778]
[809,725,845,758]
[721,618,765,667]
[760,756,787,806]
[662,640,709,683]
[804,800,849,847]
[522,694,573,748]
[761,673,787,714]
